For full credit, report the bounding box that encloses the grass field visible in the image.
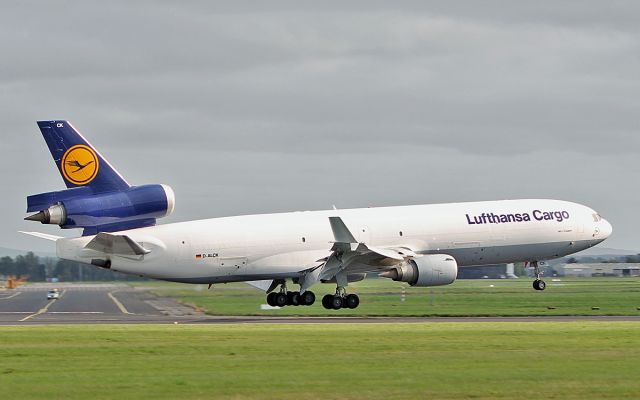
[136,277,640,316]
[1,322,639,399]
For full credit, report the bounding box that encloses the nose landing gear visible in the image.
[530,261,546,291]
[533,279,546,291]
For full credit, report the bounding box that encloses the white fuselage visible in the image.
[56,199,612,284]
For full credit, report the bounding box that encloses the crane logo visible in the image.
[61,145,99,185]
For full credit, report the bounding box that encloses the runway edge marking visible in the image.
[19,290,66,322]
[108,291,133,315]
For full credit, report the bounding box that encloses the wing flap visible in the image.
[85,232,150,256]
[313,216,414,284]
[366,246,405,261]
[245,280,278,293]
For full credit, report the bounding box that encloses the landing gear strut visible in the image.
[265,282,316,307]
[530,261,546,291]
[322,287,360,310]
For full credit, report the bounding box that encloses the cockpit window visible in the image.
[592,213,602,222]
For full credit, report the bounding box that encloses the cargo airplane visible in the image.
[22,121,612,309]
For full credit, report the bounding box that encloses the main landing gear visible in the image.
[264,281,359,309]
[530,261,546,291]
[321,287,360,310]
[266,284,316,307]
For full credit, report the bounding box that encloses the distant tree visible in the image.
[14,252,46,281]
[625,254,640,263]
[566,257,578,264]
[514,262,527,277]
[0,256,16,276]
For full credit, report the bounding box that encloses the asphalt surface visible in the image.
[0,284,201,325]
[2,284,640,325]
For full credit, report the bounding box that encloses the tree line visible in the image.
[0,253,148,282]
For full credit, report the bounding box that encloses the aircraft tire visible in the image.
[275,293,288,307]
[533,279,546,291]
[345,294,360,309]
[266,292,277,307]
[287,291,300,306]
[322,294,334,309]
[332,295,344,310]
[300,291,316,306]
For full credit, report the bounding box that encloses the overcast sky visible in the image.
[1,1,639,252]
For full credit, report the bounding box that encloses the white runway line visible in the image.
[108,291,132,314]
[19,289,66,321]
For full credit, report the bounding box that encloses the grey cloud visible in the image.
[1,1,639,251]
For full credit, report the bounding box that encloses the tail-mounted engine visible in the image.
[25,184,175,235]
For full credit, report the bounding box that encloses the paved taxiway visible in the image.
[2,284,639,325]
[0,284,201,325]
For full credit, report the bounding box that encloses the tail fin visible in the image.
[36,120,129,192]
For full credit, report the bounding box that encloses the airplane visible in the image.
[22,120,613,309]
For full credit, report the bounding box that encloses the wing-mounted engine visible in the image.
[25,184,175,235]
[380,254,458,286]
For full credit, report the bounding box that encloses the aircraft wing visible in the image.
[85,232,151,256]
[299,216,413,292]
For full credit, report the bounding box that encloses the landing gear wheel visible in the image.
[322,294,334,309]
[275,293,288,307]
[300,291,316,306]
[331,295,344,310]
[287,291,300,306]
[533,279,546,291]
[345,294,360,309]
[266,292,277,307]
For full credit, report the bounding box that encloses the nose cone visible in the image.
[600,218,613,239]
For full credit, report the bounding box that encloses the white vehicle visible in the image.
[47,289,59,300]
[23,121,612,310]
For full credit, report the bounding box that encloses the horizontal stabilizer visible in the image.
[18,231,63,241]
[85,232,150,256]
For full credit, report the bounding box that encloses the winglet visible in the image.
[329,216,358,244]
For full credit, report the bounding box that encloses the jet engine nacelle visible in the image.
[25,184,175,234]
[380,254,458,287]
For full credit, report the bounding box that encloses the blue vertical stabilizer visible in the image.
[36,120,129,193]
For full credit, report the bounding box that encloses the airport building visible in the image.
[559,263,640,277]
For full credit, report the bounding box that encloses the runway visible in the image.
[0,284,201,325]
[2,284,640,325]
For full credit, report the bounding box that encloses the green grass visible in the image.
[1,323,639,399]
[134,277,640,316]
